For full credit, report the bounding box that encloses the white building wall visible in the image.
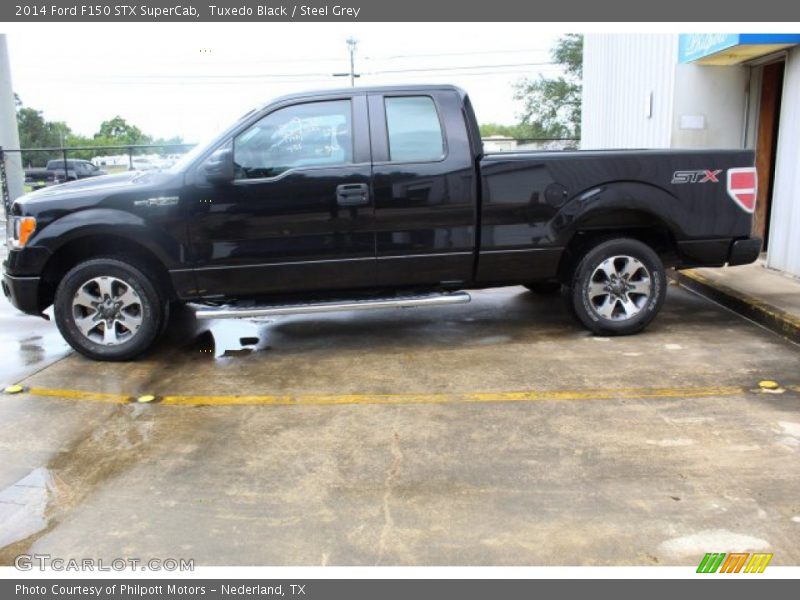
[766,46,800,277]
[581,34,677,149]
[670,63,749,148]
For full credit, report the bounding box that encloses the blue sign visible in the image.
[679,33,800,63]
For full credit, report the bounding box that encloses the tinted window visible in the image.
[233,100,352,179]
[47,159,72,170]
[385,96,444,162]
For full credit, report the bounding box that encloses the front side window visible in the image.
[233,99,353,179]
[385,96,445,162]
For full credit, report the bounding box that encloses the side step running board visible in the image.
[191,291,471,320]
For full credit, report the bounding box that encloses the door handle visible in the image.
[336,183,369,207]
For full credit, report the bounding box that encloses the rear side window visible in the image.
[384,96,445,162]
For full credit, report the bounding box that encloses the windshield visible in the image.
[165,136,213,174]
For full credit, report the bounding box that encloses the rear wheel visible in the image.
[54,257,165,361]
[567,238,665,336]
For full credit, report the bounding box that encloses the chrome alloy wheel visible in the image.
[586,255,652,321]
[71,276,143,345]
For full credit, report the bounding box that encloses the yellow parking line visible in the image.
[27,387,131,403]
[8,384,750,406]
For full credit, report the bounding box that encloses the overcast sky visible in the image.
[3,23,565,142]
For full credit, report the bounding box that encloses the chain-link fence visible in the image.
[0,142,196,223]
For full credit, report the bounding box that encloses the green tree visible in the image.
[514,34,583,139]
[94,116,152,146]
[16,106,74,166]
[14,97,184,164]
[479,122,549,139]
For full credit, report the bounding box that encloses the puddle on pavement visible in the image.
[188,320,272,359]
[0,403,156,562]
[0,305,71,386]
[0,467,59,549]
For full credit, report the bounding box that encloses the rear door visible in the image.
[367,89,478,287]
[187,94,376,299]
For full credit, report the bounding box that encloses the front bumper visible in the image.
[2,272,43,315]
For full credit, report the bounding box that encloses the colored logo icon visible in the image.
[697,552,773,573]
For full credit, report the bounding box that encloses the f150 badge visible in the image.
[671,169,722,184]
[134,196,179,207]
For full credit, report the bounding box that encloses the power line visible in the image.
[369,68,561,79]
[366,47,552,60]
[41,61,560,85]
[366,62,557,75]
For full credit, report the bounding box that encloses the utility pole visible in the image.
[0,34,24,212]
[333,37,360,86]
[346,37,357,87]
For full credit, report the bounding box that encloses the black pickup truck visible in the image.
[24,159,106,189]
[3,85,761,361]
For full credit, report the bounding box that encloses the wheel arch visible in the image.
[554,182,682,281]
[39,233,177,310]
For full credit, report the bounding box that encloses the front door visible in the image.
[187,95,375,299]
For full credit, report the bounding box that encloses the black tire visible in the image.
[54,257,165,361]
[524,280,562,295]
[567,238,666,336]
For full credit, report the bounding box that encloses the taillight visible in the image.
[727,167,757,213]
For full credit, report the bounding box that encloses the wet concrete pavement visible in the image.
[0,302,71,389]
[0,281,799,565]
[0,246,71,387]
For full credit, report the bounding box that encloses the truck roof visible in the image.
[266,84,468,106]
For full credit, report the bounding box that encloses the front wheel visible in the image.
[567,238,666,336]
[54,258,165,361]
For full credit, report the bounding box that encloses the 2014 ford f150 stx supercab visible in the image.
[3,85,762,361]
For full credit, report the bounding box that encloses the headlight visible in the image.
[8,216,37,249]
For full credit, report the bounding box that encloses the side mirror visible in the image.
[201,148,234,185]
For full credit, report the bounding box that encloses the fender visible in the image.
[554,179,750,243]
[29,208,187,270]
[553,181,686,245]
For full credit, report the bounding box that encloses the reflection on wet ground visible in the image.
[0,401,155,563]
[160,287,574,364]
[0,304,71,388]
[0,467,56,550]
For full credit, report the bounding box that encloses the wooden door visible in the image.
[752,61,785,248]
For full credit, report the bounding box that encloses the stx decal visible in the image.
[672,169,723,184]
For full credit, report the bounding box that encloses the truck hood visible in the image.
[12,171,182,218]
[18,171,165,203]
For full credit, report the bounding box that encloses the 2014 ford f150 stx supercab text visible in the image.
[3,85,762,360]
